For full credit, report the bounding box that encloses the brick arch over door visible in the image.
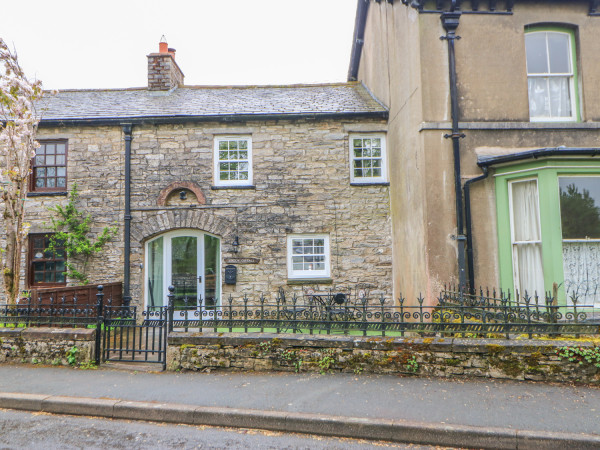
[130,209,235,244]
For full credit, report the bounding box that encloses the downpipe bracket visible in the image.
[444,133,466,139]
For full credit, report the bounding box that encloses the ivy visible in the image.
[47,183,118,285]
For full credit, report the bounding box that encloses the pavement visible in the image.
[0,364,599,449]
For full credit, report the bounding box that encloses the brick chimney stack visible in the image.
[147,36,184,91]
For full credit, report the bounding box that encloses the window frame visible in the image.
[30,140,68,193]
[349,133,387,184]
[28,233,67,287]
[213,136,253,187]
[287,234,331,280]
[525,27,580,123]
[495,159,600,308]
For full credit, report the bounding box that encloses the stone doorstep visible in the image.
[21,328,95,341]
[2,392,600,449]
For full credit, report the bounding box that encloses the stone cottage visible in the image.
[18,38,393,311]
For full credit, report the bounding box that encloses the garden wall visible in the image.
[167,333,600,384]
[0,328,95,366]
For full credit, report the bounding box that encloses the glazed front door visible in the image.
[169,234,202,320]
[146,231,221,319]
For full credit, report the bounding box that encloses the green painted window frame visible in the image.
[495,158,600,307]
[524,26,581,122]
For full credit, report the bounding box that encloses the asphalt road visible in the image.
[0,409,427,449]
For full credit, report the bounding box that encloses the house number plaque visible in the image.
[224,257,260,264]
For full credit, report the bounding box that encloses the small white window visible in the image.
[350,134,387,183]
[214,136,252,186]
[525,30,577,122]
[287,234,330,279]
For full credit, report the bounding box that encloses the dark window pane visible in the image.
[560,177,600,239]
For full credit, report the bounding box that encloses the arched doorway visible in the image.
[145,230,220,318]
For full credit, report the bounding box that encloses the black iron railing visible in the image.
[1,284,599,339]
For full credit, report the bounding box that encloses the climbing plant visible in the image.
[0,39,44,304]
[47,183,118,285]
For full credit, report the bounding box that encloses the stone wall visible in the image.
[0,328,95,366]
[167,333,600,384]
[128,118,392,304]
[9,116,392,307]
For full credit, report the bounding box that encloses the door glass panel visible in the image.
[204,235,220,310]
[171,236,198,311]
[148,237,163,308]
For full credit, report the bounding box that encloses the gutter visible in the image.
[477,147,600,167]
[37,111,388,128]
[348,0,370,81]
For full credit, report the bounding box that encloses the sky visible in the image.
[0,0,358,90]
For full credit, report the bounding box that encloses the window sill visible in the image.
[287,278,333,285]
[350,182,390,187]
[27,191,68,198]
[210,185,256,190]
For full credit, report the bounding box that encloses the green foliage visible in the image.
[405,355,419,373]
[557,346,600,369]
[280,349,304,373]
[258,341,274,356]
[66,346,78,366]
[317,349,336,374]
[47,183,118,284]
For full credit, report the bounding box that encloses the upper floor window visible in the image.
[213,136,252,187]
[350,134,387,184]
[525,29,579,122]
[31,141,67,192]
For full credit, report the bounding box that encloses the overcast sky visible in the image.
[1,0,357,90]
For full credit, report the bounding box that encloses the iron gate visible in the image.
[101,306,168,369]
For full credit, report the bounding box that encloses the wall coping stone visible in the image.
[21,328,95,341]
[168,332,596,353]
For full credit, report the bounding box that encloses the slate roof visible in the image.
[38,82,387,124]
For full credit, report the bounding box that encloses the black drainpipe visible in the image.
[122,123,132,307]
[463,166,489,294]
[441,10,467,288]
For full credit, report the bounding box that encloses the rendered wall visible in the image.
[357,0,600,299]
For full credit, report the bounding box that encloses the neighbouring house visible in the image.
[11,37,393,310]
[349,0,600,306]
